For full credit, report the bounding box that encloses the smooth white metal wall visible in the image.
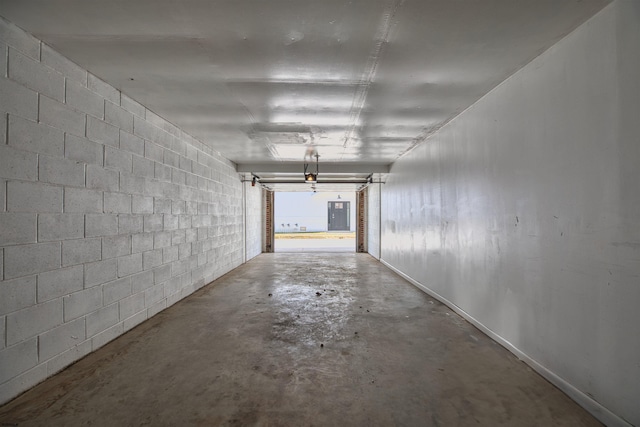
[367,184,381,259]
[380,2,640,426]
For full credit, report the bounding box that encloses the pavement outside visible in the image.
[275,232,356,252]
[275,232,356,239]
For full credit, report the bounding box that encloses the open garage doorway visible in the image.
[274,192,355,252]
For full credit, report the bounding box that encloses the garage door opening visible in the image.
[274,192,355,253]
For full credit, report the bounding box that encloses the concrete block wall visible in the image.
[244,184,263,261]
[0,17,244,404]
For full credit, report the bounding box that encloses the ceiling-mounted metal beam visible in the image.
[236,163,390,174]
[255,179,369,184]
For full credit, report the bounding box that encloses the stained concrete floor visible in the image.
[0,253,601,426]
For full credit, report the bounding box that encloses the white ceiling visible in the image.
[0,0,610,189]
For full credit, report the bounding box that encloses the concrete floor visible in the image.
[0,254,601,426]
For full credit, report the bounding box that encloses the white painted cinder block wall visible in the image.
[0,17,253,404]
[380,2,640,426]
[244,183,263,261]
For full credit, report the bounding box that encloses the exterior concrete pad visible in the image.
[0,254,601,426]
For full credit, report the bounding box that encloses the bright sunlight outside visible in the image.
[274,192,356,252]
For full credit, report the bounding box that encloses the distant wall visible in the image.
[275,192,356,233]
[380,2,640,425]
[0,17,245,404]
